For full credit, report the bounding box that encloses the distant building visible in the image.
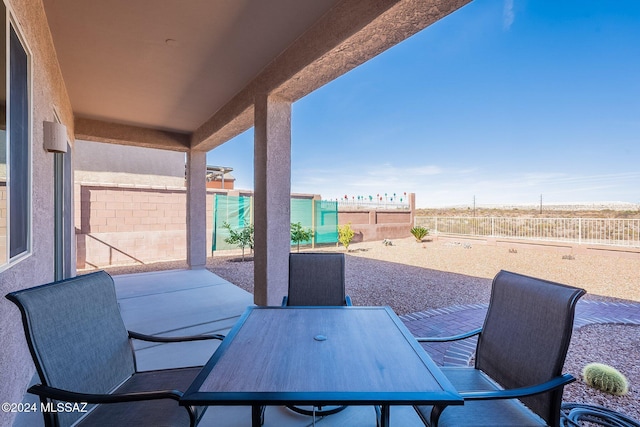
[75,140,185,187]
[206,166,235,190]
[75,140,235,189]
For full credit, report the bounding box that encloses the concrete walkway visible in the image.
[401,299,640,367]
[115,268,254,371]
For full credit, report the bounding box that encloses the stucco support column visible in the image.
[369,210,377,225]
[409,192,416,225]
[254,94,291,306]
[186,150,207,269]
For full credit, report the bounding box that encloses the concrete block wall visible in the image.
[338,193,416,242]
[75,187,415,268]
[75,183,226,268]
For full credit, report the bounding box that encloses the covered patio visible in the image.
[1,0,474,425]
[46,0,471,305]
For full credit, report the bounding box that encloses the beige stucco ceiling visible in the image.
[43,0,341,132]
[43,0,471,151]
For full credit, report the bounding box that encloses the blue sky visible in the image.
[207,0,640,208]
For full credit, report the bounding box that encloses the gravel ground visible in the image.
[99,237,640,422]
[563,324,640,424]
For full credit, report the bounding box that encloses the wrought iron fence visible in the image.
[414,217,640,248]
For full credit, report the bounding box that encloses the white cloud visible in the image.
[503,0,514,31]
[291,163,472,203]
[291,165,640,208]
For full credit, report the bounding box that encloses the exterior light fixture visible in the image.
[43,121,68,153]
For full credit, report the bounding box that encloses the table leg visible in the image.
[380,405,390,427]
[252,405,265,427]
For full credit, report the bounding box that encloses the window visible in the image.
[0,5,31,268]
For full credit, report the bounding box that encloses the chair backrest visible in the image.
[287,253,347,306]
[6,271,135,427]
[475,270,585,427]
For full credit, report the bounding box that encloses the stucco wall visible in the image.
[74,139,186,187]
[0,1,74,426]
[0,184,6,262]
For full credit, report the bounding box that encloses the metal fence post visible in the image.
[579,218,582,246]
[311,199,316,249]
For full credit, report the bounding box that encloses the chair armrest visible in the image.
[415,327,482,342]
[460,374,575,401]
[345,295,352,306]
[128,330,224,343]
[28,384,183,404]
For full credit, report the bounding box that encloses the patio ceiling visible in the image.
[43,0,471,152]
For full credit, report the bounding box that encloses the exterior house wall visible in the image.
[0,1,74,425]
[0,185,6,260]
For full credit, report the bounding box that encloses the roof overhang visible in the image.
[43,0,472,152]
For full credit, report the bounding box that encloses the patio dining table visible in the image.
[181,305,463,427]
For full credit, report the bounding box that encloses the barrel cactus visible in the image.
[582,363,629,396]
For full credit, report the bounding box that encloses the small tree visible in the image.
[291,222,314,252]
[222,222,254,261]
[338,223,355,251]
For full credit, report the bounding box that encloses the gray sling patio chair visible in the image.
[282,252,351,418]
[413,270,585,427]
[283,252,352,307]
[6,270,224,427]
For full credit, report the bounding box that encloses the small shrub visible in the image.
[338,223,355,251]
[582,363,629,396]
[410,226,429,242]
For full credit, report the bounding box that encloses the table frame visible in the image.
[181,306,462,426]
